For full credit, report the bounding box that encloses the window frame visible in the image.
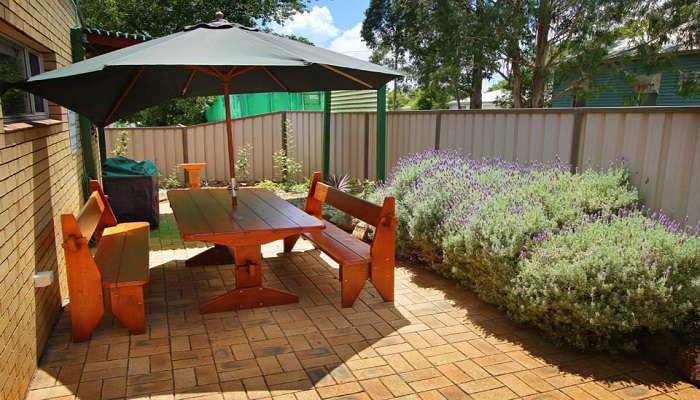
[0,35,49,122]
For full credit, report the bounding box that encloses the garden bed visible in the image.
[370,150,700,376]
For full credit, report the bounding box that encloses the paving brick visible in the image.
[359,378,394,400]
[459,377,504,394]
[471,386,518,400]
[380,375,414,397]
[317,382,363,398]
[408,377,453,392]
[25,238,700,400]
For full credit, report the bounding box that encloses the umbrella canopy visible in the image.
[4,13,401,179]
[10,14,400,126]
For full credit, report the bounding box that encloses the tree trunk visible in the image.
[531,0,551,108]
[471,62,483,109]
[511,55,524,108]
[471,0,484,109]
[454,75,462,109]
[392,52,399,110]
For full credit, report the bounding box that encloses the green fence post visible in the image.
[98,126,107,161]
[70,27,98,182]
[376,85,387,181]
[322,91,331,178]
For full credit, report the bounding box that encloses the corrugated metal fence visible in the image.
[106,107,700,224]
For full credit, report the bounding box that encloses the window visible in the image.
[68,110,79,154]
[632,73,661,106]
[0,36,47,120]
[678,70,700,97]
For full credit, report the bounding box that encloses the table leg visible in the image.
[199,244,298,313]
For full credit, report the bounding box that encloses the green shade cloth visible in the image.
[205,92,324,121]
[102,156,158,177]
[3,17,401,126]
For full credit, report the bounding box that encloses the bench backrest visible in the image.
[66,192,106,242]
[88,180,118,240]
[304,172,396,255]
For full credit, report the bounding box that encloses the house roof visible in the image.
[606,39,700,60]
[82,27,151,56]
[83,27,151,41]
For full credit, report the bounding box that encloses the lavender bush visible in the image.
[373,150,638,305]
[511,212,700,351]
[443,166,638,304]
[370,151,700,353]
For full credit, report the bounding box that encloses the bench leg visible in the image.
[283,234,300,253]
[110,286,146,335]
[371,261,395,302]
[340,265,369,308]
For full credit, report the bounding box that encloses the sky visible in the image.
[267,0,498,94]
[267,0,372,60]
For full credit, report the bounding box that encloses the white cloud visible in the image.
[328,23,371,61]
[269,6,339,44]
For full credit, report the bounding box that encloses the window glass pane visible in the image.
[0,38,29,116]
[27,52,46,114]
[28,52,41,76]
[68,110,79,154]
[33,94,45,112]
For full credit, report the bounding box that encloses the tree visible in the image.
[402,0,481,109]
[362,0,411,110]
[122,97,214,127]
[79,0,306,37]
[387,88,410,109]
[363,0,499,110]
[489,0,635,108]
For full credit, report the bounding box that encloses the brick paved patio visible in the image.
[26,206,699,400]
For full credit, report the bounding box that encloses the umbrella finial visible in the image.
[215,11,224,21]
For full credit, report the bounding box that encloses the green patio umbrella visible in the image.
[5,12,401,178]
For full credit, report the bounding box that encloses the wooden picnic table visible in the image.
[167,187,324,313]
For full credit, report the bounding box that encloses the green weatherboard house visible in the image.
[552,47,700,107]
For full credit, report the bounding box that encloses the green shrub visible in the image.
[510,213,700,352]
[443,167,639,305]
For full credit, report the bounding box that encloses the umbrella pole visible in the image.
[223,81,236,180]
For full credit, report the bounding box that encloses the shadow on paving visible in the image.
[404,263,696,397]
[31,240,413,399]
[25,203,699,400]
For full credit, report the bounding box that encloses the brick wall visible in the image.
[0,1,91,399]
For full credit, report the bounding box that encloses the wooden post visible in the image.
[376,85,387,181]
[223,82,235,179]
[322,91,331,179]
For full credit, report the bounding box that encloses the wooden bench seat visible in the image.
[95,222,150,288]
[286,172,396,307]
[302,223,370,266]
[60,181,150,342]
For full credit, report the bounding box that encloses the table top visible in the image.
[168,188,324,244]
